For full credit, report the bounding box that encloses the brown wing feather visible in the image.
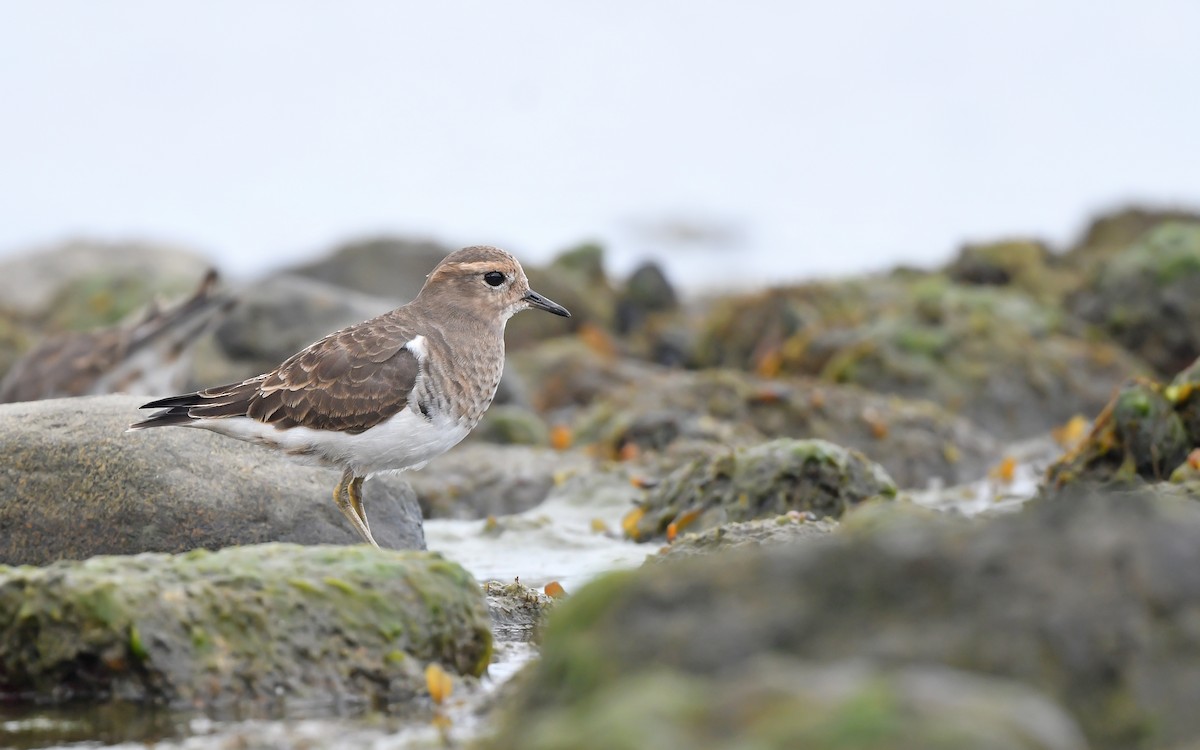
[186,315,421,434]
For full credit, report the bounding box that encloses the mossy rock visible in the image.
[655,514,837,561]
[485,659,1086,750]
[0,241,212,323]
[41,273,199,334]
[1046,377,1191,491]
[1064,206,1200,270]
[498,490,1200,748]
[1167,357,1200,444]
[471,404,550,446]
[572,368,996,489]
[508,336,646,420]
[615,261,678,332]
[0,544,491,707]
[484,579,557,642]
[695,273,1143,440]
[623,438,896,542]
[944,238,1073,304]
[1071,222,1200,375]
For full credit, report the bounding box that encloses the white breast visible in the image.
[191,405,471,477]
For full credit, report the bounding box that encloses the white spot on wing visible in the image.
[405,335,428,361]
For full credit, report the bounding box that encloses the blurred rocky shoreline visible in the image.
[5,207,1200,748]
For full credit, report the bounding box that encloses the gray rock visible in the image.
[1071,222,1200,375]
[1064,205,1200,269]
[574,368,991,489]
[210,274,395,382]
[409,443,591,519]
[0,543,490,707]
[470,404,550,446]
[487,657,1088,750]
[655,513,838,561]
[625,438,896,541]
[615,261,678,334]
[484,579,557,642]
[285,236,451,302]
[505,244,615,350]
[0,395,424,565]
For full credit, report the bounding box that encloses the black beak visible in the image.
[524,289,571,318]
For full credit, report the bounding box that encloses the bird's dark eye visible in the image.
[484,271,506,287]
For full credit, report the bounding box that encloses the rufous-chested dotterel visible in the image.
[129,246,570,547]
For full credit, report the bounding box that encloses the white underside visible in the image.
[190,405,471,476]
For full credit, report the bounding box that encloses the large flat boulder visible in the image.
[0,395,424,564]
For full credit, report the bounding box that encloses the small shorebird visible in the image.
[129,246,570,547]
[0,270,232,404]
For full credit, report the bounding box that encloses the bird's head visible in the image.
[419,245,571,322]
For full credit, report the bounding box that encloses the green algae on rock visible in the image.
[484,658,1087,750]
[469,404,551,447]
[694,271,1143,441]
[622,438,896,542]
[945,238,1060,297]
[1071,221,1200,376]
[572,368,996,489]
[1046,377,1191,491]
[495,491,1200,749]
[1064,206,1200,270]
[0,544,491,708]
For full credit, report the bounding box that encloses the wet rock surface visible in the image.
[483,579,557,642]
[623,438,896,542]
[654,513,837,561]
[1043,354,1200,494]
[494,491,1200,749]
[0,544,491,707]
[0,395,425,564]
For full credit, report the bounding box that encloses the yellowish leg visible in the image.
[346,476,378,547]
[332,469,379,548]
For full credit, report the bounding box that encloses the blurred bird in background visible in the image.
[0,270,234,403]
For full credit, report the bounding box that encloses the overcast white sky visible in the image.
[1,1,1197,288]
